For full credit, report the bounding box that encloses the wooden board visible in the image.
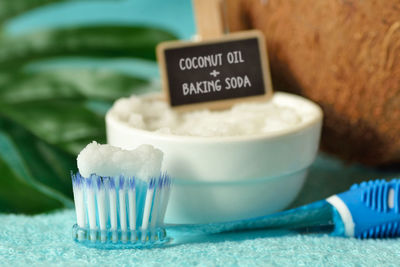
[157,30,273,111]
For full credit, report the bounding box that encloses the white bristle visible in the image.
[119,183,128,242]
[109,182,118,242]
[109,189,118,229]
[128,183,137,231]
[86,178,97,241]
[141,179,155,232]
[86,182,97,230]
[72,176,86,241]
[96,185,107,229]
[119,186,127,232]
[73,184,85,228]
[96,181,107,242]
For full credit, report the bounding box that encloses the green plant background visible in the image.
[0,0,179,214]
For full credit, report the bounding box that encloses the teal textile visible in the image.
[1,209,400,266]
[1,154,400,266]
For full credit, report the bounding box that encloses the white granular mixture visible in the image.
[108,93,311,137]
[77,141,163,179]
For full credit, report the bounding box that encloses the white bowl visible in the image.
[106,92,323,224]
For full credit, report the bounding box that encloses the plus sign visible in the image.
[210,70,220,77]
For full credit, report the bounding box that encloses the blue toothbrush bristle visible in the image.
[119,176,125,190]
[109,177,115,189]
[72,172,83,188]
[96,176,102,190]
[71,172,76,183]
[129,177,135,190]
[86,175,94,188]
[158,177,164,188]
[149,178,156,189]
[71,173,171,248]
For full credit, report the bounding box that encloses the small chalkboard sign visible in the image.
[157,30,273,110]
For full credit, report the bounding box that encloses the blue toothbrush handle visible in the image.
[327,179,400,238]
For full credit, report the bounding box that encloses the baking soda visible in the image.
[77,141,163,179]
[108,93,309,137]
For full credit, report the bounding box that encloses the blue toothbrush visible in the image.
[72,176,400,249]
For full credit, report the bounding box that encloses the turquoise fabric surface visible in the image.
[1,209,400,266]
[1,154,400,266]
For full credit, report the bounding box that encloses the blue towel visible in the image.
[1,154,400,266]
[1,209,400,266]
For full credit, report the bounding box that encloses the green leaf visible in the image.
[0,21,176,214]
[0,118,74,213]
[0,25,177,68]
[0,68,152,211]
[0,158,64,213]
[0,69,150,156]
[0,99,106,155]
[0,69,147,103]
[2,118,76,196]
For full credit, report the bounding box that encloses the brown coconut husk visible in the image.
[226,0,400,166]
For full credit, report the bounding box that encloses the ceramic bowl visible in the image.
[106,92,323,224]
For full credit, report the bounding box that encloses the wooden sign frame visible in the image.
[157,30,273,111]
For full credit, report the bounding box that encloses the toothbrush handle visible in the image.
[172,200,335,236]
[327,179,400,238]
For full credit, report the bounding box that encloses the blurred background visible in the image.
[0,0,399,215]
[0,0,191,213]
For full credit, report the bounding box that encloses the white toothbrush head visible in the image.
[71,142,172,248]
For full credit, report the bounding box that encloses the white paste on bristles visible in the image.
[108,94,310,137]
[77,141,163,179]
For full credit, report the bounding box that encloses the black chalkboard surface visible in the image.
[157,31,273,110]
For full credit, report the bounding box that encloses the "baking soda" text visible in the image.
[182,75,252,95]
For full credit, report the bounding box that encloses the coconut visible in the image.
[226,0,400,166]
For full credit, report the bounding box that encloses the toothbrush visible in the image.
[71,173,171,245]
[72,176,400,249]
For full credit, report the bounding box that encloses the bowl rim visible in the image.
[106,92,323,144]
